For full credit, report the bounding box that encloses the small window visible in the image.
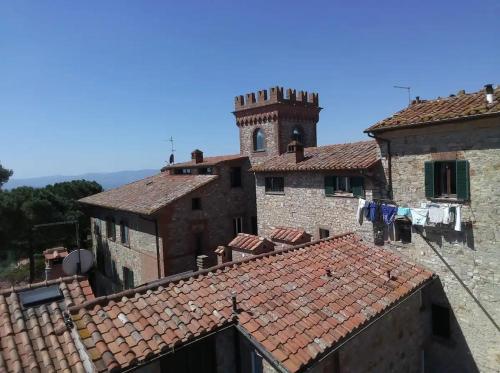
[425,160,469,200]
[198,167,212,175]
[230,167,242,187]
[123,266,134,289]
[395,220,412,243]
[325,176,364,197]
[233,217,243,236]
[265,177,284,193]
[120,221,129,245]
[292,127,303,143]
[253,128,266,151]
[432,304,451,339]
[192,198,202,210]
[319,228,330,239]
[106,218,116,240]
[174,168,192,175]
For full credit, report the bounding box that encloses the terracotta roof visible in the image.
[162,154,246,171]
[251,140,379,172]
[269,227,310,244]
[365,85,500,132]
[79,174,218,215]
[43,247,69,261]
[228,233,274,252]
[68,233,433,372]
[0,276,95,372]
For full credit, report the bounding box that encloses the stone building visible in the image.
[364,84,500,372]
[80,152,256,294]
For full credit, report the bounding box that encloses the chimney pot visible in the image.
[485,84,494,104]
[191,149,203,164]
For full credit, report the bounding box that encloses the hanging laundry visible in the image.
[442,206,451,224]
[397,207,411,217]
[381,204,397,225]
[365,201,378,222]
[356,198,367,224]
[428,205,444,224]
[454,205,462,231]
[411,208,428,226]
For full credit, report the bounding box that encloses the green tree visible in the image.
[0,163,13,189]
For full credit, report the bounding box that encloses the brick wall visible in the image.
[376,117,500,371]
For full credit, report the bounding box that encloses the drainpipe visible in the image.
[367,132,393,200]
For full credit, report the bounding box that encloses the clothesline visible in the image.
[356,198,462,232]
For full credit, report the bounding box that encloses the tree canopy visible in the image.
[0,180,102,257]
[0,163,13,189]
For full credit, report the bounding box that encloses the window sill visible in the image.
[429,197,469,204]
[253,150,266,153]
[265,191,285,195]
[325,193,356,198]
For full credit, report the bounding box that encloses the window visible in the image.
[395,220,412,243]
[106,218,116,240]
[251,216,258,235]
[233,217,243,236]
[432,304,451,339]
[230,167,242,187]
[198,167,212,175]
[425,160,469,200]
[174,168,192,175]
[324,176,364,197]
[253,128,266,151]
[265,177,284,193]
[292,127,303,143]
[192,198,202,210]
[123,266,134,290]
[120,221,129,245]
[319,228,330,239]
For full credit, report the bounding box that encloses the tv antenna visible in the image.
[393,85,411,106]
[164,136,175,164]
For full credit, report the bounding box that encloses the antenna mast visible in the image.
[166,136,175,164]
[393,85,411,106]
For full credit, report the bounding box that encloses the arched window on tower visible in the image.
[292,127,303,143]
[253,128,266,151]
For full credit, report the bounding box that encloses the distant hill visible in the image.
[3,169,159,190]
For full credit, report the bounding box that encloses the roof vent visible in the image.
[19,285,63,308]
[485,84,494,104]
[457,89,466,96]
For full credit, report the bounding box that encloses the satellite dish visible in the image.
[62,249,94,275]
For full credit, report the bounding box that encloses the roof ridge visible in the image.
[68,232,357,313]
[0,275,88,296]
[304,139,376,151]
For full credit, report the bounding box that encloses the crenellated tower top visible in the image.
[234,86,319,111]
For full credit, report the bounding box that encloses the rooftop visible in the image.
[228,233,274,252]
[68,233,433,372]
[161,154,246,171]
[251,140,379,172]
[0,276,94,372]
[269,227,310,244]
[365,85,500,133]
[79,173,218,215]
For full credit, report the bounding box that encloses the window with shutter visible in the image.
[424,161,435,198]
[456,160,470,200]
[324,176,336,195]
[425,160,469,200]
[351,177,365,198]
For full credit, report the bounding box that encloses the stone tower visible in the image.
[233,86,321,164]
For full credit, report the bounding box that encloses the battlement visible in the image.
[234,86,319,110]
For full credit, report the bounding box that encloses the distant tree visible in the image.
[0,163,13,189]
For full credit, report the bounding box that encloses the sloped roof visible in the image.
[269,227,310,244]
[162,154,246,171]
[0,276,94,372]
[228,233,274,252]
[365,85,500,132]
[68,233,433,372]
[251,140,379,172]
[79,174,218,215]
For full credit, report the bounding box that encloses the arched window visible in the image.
[253,128,265,151]
[292,127,303,143]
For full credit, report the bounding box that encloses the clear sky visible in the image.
[1,0,498,178]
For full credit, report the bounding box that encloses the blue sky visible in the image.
[1,0,498,178]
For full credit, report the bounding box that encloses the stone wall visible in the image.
[376,117,500,372]
[278,119,317,153]
[255,167,385,242]
[239,121,280,165]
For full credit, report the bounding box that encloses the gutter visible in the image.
[366,132,392,199]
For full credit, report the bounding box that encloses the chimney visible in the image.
[485,84,494,104]
[287,140,304,163]
[196,254,209,270]
[191,149,203,164]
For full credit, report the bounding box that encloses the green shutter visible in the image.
[424,161,435,198]
[325,176,336,195]
[351,177,365,198]
[456,160,470,200]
